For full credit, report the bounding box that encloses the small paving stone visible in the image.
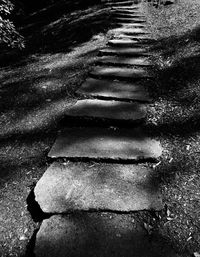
[77,78,151,102]
[90,67,152,80]
[98,56,150,66]
[48,127,162,160]
[99,47,149,57]
[34,214,179,257]
[34,162,163,213]
[64,99,146,121]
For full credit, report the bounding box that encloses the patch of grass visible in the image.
[145,0,200,254]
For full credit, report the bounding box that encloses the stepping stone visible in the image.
[77,78,151,102]
[113,34,153,42]
[34,162,163,213]
[98,56,150,66]
[114,10,141,15]
[114,13,146,19]
[34,213,179,257]
[106,1,134,6]
[110,28,149,35]
[90,67,152,81]
[64,99,146,121]
[115,17,146,23]
[112,6,140,10]
[48,127,162,160]
[108,39,149,47]
[114,22,146,28]
[99,47,149,57]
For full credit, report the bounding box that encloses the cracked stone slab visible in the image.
[77,78,151,102]
[48,127,162,160]
[34,214,179,257]
[34,162,163,213]
[99,47,149,57]
[90,67,152,80]
[65,99,146,121]
[108,39,150,47]
[98,56,151,66]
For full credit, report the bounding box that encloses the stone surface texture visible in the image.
[77,78,150,101]
[48,127,162,160]
[65,99,146,121]
[90,67,151,80]
[34,162,163,213]
[35,214,179,257]
[98,56,150,66]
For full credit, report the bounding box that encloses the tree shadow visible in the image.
[24,212,181,257]
[0,1,119,66]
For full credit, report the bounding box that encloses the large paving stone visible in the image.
[65,99,146,121]
[48,127,162,160]
[77,78,151,102]
[99,47,149,56]
[114,15,146,21]
[113,34,153,42]
[114,22,146,27]
[34,214,179,257]
[115,17,146,22]
[106,0,134,5]
[108,39,140,47]
[98,56,150,66]
[110,27,149,34]
[90,67,152,80]
[112,6,140,10]
[34,162,163,213]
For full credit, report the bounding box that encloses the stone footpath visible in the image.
[32,1,178,256]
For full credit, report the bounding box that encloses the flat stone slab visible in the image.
[90,67,152,80]
[34,214,179,257]
[114,22,146,27]
[48,127,162,160]
[113,13,146,19]
[108,39,140,47]
[112,6,140,10]
[99,47,149,57]
[65,99,146,121]
[115,17,146,23]
[34,162,163,213]
[113,34,153,42]
[77,78,151,102]
[98,56,151,66]
[110,28,149,34]
[106,1,135,5]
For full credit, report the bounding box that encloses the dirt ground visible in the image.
[0,0,200,256]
